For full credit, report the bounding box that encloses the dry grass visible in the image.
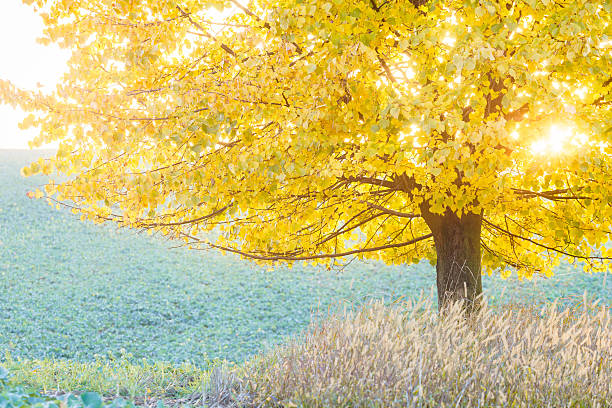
[241,293,611,408]
[204,365,253,408]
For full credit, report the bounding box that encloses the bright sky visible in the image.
[0,2,237,150]
[0,1,69,149]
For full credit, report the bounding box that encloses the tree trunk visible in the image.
[421,208,483,316]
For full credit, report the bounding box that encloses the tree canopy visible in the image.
[2,0,611,311]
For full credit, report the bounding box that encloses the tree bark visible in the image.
[421,208,483,316]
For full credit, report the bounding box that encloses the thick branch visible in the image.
[593,76,612,105]
[504,103,529,122]
[376,54,396,83]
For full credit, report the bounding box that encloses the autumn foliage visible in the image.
[1,0,611,311]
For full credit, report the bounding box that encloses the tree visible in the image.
[2,0,611,314]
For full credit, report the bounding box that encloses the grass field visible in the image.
[1,149,610,367]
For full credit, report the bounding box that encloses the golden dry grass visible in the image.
[240,293,611,408]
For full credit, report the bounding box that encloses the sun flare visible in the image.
[530,124,587,156]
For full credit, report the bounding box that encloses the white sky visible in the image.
[0,2,236,150]
[0,1,69,149]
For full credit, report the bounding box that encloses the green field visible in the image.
[1,149,610,366]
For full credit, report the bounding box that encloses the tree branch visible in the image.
[504,103,529,122]
[363,201,420,218]
[144,204,231,227]
[203,233,434,261]
[376,54,396,83]
[338,175,397,190]
[176,6,237,57]
[483,219,611,261]
[511,187,589,201]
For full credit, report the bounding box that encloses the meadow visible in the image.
[1,149,611,407]
[1,149,611,366]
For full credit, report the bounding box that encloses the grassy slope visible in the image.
[1,353,211,403]
[0,149,610,366]
[3,296,609,408]
[242,296,611,408]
